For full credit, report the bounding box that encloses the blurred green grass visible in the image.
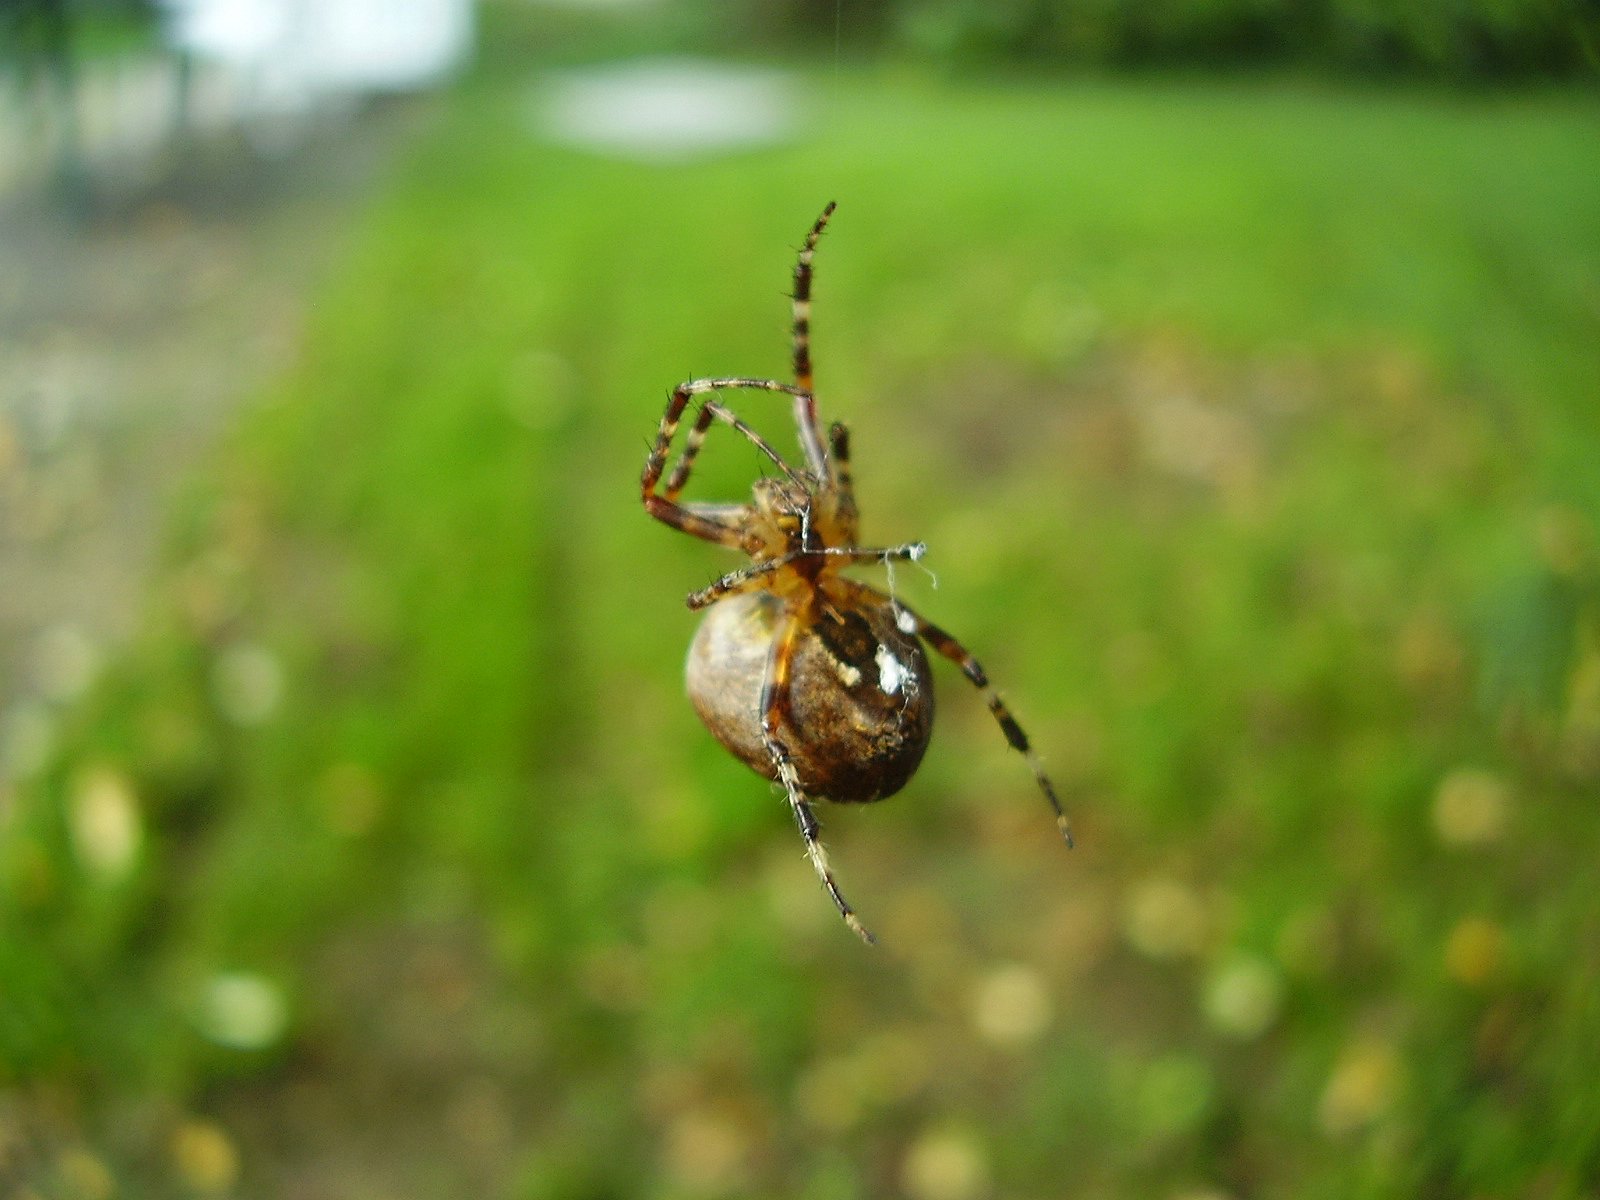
[4,61,1600,1200]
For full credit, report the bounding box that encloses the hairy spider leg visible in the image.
[686,542,929,611]
[663,400,719,501]
[642,377,812,545]
[790,202,837,477]
[665,389,808,500]
[759,604,875,944]
[844,580,1075,848]
[655,378,811,488]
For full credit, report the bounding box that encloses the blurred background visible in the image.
[2,2,1599,1197]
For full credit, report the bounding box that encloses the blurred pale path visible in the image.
[0,105,412,740]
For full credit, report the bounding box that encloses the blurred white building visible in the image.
[160,0,474,111]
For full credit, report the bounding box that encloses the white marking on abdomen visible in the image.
[875,643,908,695]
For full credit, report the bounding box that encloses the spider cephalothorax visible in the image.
[640,203,1071,943]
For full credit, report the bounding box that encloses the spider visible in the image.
[640,202,1072,943]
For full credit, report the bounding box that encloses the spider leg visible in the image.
[666,386,817,498]
[790,203,836,477]
[667,378,813,479]
[828,421,859,529]
[699,400,809,487]
[643,382,745,546]
[760,604,876,944]
[844,580,1075,848]
[643,497,744,546]
[643,377,809,544]
[687,543,928,611]
[685,556,790,610]
[662,400,718,501]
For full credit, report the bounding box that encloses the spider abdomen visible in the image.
[687,590,935,803]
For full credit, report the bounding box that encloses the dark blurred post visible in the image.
[2,0,91,210]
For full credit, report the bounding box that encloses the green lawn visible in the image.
[4,59,1599,1200]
